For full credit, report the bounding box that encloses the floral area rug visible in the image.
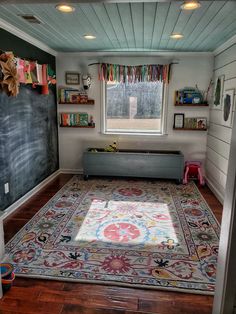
[4,177,220,294]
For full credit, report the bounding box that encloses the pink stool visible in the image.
[183,161,205,186]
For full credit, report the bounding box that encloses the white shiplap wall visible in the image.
[206,43,236,203]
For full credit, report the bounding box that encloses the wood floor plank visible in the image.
[2,174,223,314]
[38,290,138,310]
[0,299,63,314]
[1,286,40,300]
[13,277,64,290]
[138,297,213,314]
[61,304,126,314]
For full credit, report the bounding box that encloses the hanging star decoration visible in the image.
[0,52,19,97]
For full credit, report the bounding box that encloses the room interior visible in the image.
[0,1,236,313]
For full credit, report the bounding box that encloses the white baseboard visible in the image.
[1,170,60,220]
[59,168,83,174]
[205,176,224,205]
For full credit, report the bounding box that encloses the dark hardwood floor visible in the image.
[0,174,223,314]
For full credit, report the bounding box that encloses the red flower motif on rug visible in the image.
[103,222,140,243]
[13,248,36,263]
[102,255,131,274]
[118,187,143,196]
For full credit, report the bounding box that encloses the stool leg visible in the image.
[183,166,189,184]
[197,167,205,186]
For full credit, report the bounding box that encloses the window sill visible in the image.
[100,131,168,137]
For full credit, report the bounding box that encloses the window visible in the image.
[103,81,165,135]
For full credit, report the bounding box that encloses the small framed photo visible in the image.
[196,118,207,129]
[174,113,184,129]
[213,75,224,109]
[222,89,234,127]
[65,72,80,85]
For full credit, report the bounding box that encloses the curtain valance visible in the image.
[98,63,171,84]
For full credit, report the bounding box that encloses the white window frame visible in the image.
[101,80,168,136]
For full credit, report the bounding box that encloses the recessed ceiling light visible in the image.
[55,3,75,13]
[181,0,201,10]
[170,33,184,39]
[83,34,96,40]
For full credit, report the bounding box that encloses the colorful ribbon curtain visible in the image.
[98,63,171,84]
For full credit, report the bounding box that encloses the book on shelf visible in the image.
[58,87,88,103]
[79,113,89,126]
[175,88,203,104]
[60,112,89,127]
[184,117,207,129]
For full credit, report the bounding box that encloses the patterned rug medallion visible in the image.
[4,177,220,294]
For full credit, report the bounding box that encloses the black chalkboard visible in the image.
[0,29,58,211]
[0,86,58,210]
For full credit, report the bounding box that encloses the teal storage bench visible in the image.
[83,149,184,183]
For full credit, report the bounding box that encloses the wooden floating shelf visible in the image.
[60,125,95,128]
[59,99,95,105]
[175,103,209,107]
[173,128,207,131]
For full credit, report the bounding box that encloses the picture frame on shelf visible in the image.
[213,75,224,110]
[184,117,197,129]
[174,113,184,129]
[196,118,207,129]
[65,72,80,85]
[222,89,234,127]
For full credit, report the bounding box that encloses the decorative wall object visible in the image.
[98,63,171,83]
[82,74,91,90]
[222,89,234,127]
[213,75,224,109]
[0,52,19,97]
[65,72,80,85]
[0,50,56,97]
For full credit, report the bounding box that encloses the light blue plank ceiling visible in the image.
[0,1,236,52]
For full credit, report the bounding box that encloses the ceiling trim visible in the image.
[0,18,57,56]
[0,0,172,3]
[57,51,214,57]
[214,34,236,57]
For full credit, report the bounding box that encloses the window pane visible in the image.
[106,81,163,133]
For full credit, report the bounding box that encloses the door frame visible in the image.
[213,111,236,313]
